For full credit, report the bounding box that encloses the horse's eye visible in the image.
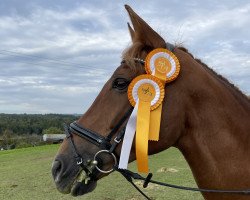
[112,78,130,91]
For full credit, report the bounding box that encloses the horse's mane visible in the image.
[177,46,250,102]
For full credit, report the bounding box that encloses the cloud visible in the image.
[0,0,249,113]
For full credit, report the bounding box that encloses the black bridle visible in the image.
[64,106,133,175]
[64,42,250,199]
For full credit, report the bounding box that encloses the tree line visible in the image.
[0,113,79,135]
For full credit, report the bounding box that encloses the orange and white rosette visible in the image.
[119,74,164,173]
[145,48,180,141]
[145,48,180,83]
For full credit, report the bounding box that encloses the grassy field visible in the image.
[0,144,203,200]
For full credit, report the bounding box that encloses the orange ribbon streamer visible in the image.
[136,100,150,172]
[147,53,168,141]
[136,82,156,172]
[149,104,162,141]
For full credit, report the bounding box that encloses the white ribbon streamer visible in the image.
[118,100,139,169]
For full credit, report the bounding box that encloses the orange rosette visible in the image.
[127,74,164,173]
[127,74,164,110]
[145,48,180,83]
[144,48,180,142]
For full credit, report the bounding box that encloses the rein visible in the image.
[115,168,250,200]
[64,42,250,199]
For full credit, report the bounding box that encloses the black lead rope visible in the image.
[114,167,250,200]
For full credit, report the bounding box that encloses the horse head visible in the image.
[51,5,184,196]
[51,5,250,200]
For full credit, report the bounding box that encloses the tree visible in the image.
[2,129,14,146]
[1,129,17,149]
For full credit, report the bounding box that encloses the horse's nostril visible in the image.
[52,160,63,183]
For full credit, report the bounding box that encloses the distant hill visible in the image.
[0,113,79,135]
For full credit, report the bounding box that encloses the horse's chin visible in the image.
[71,180,97,196]
[69,170,97,196]
[54,169,97,197]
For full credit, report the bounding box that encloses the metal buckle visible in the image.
[76,158,83,165]
[114,137,121,143]
[93,150,117,174]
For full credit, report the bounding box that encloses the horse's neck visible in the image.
[176,53,250,200]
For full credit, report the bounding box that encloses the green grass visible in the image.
[0,145,203,200]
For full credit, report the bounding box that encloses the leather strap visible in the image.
[115,167,250,198]
[106,107,133,141]
[64,124,91,174]
[70,122,110,147]
[116,167,151,200]
[69,107,133,148]
[109,127,126,153]
[166,42,175,52]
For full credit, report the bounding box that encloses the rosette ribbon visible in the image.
[145,48,180,141]
[118,48,180,173]
[119,75,164,172]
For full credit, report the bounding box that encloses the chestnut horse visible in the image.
[52,5,250,200]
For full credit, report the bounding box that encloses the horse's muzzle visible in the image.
[52,155,99,196]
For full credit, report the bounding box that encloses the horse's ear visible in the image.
[125,5,166,48]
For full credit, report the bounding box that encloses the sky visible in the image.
[0,0,249,114]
